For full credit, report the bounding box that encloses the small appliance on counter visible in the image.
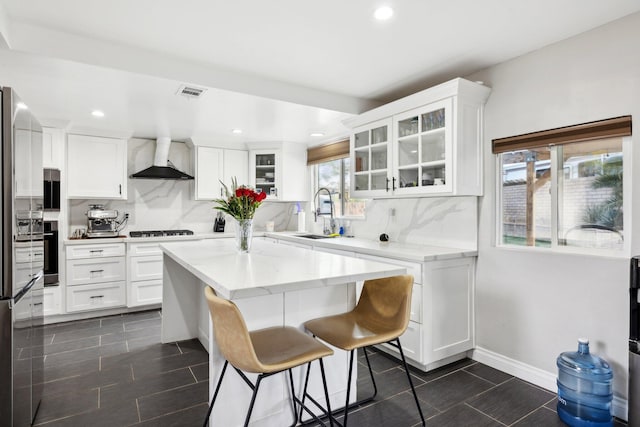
[85,204,128,238]
[214,211,225,232]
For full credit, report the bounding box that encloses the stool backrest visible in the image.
[204,287,263,373]
[354,275,413,335]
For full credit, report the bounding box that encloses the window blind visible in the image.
[492,116,632,154]
[307,139,349,165]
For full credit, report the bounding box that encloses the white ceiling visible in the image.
[1,0,639,145]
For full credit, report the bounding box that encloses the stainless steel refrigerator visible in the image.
[0,87,44,426]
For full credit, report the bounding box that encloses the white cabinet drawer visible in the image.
[66,281,126,312]
[15,247,45,263]
[128,279,162,307]
[128,242,162,257]
[67,257,125,285]
[380,320,422,362]
[129,255,163,282]
[355,253,422,284]
[66,243,125,259]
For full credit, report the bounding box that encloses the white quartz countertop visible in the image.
[160,239,407,299]
[267,232,477,262]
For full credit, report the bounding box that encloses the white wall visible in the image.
[466,11,640,408]
[68,138,297,235]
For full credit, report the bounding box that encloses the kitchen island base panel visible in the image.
[161,254,358,426]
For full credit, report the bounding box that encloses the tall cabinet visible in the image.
[346,78,491,198]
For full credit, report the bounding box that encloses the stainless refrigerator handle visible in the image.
[11,270,43,307]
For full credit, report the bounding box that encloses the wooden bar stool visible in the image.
[304,275,425,426]
[203,287,336,427]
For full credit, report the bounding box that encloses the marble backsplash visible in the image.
[69,138,477,249]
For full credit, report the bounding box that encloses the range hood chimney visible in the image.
[129,137,194,180]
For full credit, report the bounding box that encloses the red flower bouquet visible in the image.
[213,177,266,220]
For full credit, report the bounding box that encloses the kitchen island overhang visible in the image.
[159,238,407,426]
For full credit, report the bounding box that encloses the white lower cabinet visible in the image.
[127,242,163,307]
[43,286,62,316]
[275,237,475,372]
[65,242,126,313]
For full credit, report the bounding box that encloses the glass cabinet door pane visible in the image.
[371,145,387,170]
[421,108,445,131]
[355,131,369,148]
[398,168,419,188]
[397,136,419,166]
[371,126,388,144]
[256,153,275,166]
[355,150,369,172]
[421,133,446,163]
[371,173,387,190]
[355,174,369,191]
[398,116,419,137]
[421,165,446,186]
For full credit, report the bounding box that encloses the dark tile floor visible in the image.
[33,310,626,426]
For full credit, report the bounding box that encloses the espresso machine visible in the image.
[85,204,128,238]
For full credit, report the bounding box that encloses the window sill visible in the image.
[494,243,629,260]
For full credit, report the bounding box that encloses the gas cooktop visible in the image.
[129,230,194,238]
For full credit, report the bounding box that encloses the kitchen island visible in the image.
[159,238,406,427]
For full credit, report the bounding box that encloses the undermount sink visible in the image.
[297,234,335,239]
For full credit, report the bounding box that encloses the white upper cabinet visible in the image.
[345,78,491,198]
[67,134,127,199]
[42,127,64,169]
[248,143,308,201]
[194,146,248,200]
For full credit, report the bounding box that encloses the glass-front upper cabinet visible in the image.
[249,150,281,200]
[351,118,393,198]
[393,98,452,195]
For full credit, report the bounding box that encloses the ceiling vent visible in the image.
[176,84,206,98]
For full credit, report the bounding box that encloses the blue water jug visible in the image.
[556,338,613,427]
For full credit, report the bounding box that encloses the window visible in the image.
[494,116,630,252]
[317,158,365,217]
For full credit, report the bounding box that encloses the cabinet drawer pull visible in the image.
[89,295,104,299]
[89,250,104,253]
[90,269,104,274]
[33,302,43,306]
[33,252,43,256]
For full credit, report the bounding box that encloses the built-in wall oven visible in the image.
[44,221,58,285]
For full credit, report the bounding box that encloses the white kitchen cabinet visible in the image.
[248,143,308,201]
[42,127,64,169]
[65,242,126,313]
[43,285,62,316]
[127,242,163,307]
[346,78,491,198]
[194,146,248,200]
[67,134,127,199]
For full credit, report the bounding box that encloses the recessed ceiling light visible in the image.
[374,6,394,21]
[91,110,105,117]
[310,132,325,137]
[232,129,243,134]
[16,102,28,110]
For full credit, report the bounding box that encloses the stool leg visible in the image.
[396,338,425,426]
[243,374,263,427]
[361,346,378,401]
[318,358,335,427]
[203,360,228,427]
[343,350,355,426]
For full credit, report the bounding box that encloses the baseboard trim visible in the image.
[471,347,627,421]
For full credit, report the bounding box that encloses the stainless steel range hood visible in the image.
[130,137,194,180]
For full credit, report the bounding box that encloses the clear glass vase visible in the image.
[234,218,254,253]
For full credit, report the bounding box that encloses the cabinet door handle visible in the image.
[220,188,223,197]
[392,177,397,191]
[90,269,104,274]
[274,188,278,197]
[386,178,390,192]
[119,184,122,195]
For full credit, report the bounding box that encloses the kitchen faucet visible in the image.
[313,187,336,235]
